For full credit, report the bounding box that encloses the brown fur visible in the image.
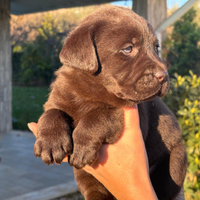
[34,6,187,200]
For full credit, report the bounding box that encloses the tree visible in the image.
[166,8,200,76]
[11,5,102,86]
[14,13,74,86]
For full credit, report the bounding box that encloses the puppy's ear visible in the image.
[59,24,98,74]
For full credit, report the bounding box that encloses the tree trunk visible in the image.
[132,0,167,30]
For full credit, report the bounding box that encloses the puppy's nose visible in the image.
[154,71,168,83]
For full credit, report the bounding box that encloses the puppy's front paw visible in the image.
[69,144,98,169]
[34,109,73,165]
[34,133,72,165]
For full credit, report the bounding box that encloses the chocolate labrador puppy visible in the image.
[34,6,187,200]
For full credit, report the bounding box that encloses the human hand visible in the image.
[28,106,157,200]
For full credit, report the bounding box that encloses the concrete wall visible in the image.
[0,0,12,133]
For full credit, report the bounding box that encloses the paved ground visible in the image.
[0,130,75,200]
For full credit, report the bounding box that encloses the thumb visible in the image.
[123,105,140,132]
[115,105,141,144]
[28,122,38,137]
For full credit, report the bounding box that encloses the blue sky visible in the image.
[111,0,189,9]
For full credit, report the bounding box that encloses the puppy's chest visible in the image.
[70,98,113,124]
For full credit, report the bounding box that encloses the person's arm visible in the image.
[28,106,158,200]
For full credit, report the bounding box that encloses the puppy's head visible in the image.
[60,5,169,103]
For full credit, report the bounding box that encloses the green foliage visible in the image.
[163,71,200,199]
[12,86,49,130]
[166,8,200,76]
[13,13,72,86]
[11,6,102,87]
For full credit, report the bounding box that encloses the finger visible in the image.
[83,164,96,174]
[28,122,38,137]
[123,105,140,131]
[62,156,69,162]
[124,107,149,167]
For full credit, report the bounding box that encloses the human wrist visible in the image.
[86,163,156,200]
[115,176,157,200]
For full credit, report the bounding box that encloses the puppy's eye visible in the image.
[155,44,159,54]
[123,46,133,54]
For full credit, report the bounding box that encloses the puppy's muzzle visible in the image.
[154,71,168,83]
[154,71,169,97]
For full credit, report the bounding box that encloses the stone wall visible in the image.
[0,0,12,133]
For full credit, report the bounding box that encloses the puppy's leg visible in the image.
[69,108,123,169]
[74,168,115,200]
[34,109,73,165]
[150,142,187,200]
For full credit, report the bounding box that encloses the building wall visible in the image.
[0,0,12,133]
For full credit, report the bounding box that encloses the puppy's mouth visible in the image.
[128,90,160,104]
[128,80,169,103]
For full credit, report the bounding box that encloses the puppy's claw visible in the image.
[34,140,42,158]
[52,148,66,165]
[62,142,73,155]
[34,134,72,165]
[69,145,98,169]
[41,149,53,165]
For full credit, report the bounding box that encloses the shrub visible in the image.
[163,71,200,199]
[166,8,200,76]
[12,13,72,86]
